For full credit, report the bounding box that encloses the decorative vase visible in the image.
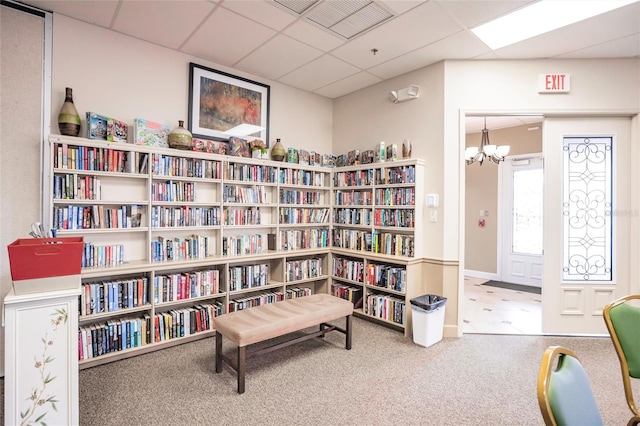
[168,120,193,150]
[58,87,81,137]
[271,138,286,162]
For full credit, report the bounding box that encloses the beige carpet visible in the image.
[2,316,638,425]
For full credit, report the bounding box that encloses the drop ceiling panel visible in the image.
[112,1,215,50]
[222,1,297,31]
[25,0,118,27]
[378,0,426,16]
[181,7,276,66]
[435,0,535,29]
[331,1,463,69]
[283,20,346,51]
[279,54,361,91]
[557,33,640,59]
[313,71,382,98]
[369,30,491,79]
[235,35,324,80]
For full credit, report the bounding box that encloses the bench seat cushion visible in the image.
[215,293,353,347]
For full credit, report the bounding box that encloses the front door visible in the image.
[543,117,632,334]
[501,154,544,287]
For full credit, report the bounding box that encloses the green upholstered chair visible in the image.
[603,295,640,422]
[537,346,604,426]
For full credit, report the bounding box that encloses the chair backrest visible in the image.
[537,346,604,426]
[603,294,640,416]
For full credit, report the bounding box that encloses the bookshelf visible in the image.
[47,135,334,368]
[330,159,427,336]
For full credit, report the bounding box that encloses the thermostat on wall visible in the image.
[426,193,439,208]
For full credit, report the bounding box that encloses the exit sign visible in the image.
[538,73,571,93]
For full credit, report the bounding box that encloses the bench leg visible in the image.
[345,315,352,350]
[215,331,223,373]
[237,346,246,394]
[319,323,325,338]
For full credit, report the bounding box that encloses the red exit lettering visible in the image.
[539,73,571,93]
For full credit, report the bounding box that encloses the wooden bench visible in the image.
[215,293,353,393]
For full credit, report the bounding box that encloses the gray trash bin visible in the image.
[410,295,447,347]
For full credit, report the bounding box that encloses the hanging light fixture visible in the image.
[464,118,510,165]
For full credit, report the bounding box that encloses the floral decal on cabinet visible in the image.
[20,308,67,426]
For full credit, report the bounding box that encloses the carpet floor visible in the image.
[2,316,638,425]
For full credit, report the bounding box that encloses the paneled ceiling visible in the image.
[20,0,640,100]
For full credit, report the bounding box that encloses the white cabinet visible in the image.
[4,284,80,425]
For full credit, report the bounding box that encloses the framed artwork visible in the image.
[188,62,270,144]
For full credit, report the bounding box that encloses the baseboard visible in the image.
[463,269,499,281]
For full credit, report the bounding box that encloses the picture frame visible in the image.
[188,62,270,145]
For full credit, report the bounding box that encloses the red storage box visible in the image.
[8,237,84,281]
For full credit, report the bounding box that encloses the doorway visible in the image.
[463,115,543,334]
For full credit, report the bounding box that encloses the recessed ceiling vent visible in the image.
[306,0,393,39]
[274,0,393,39]
[273,0,319,15]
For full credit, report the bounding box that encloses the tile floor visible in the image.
[463,276,542,335]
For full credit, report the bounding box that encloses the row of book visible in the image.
[222,233,267,256]
[150,235,211,262]
[151,205,221,228]
[285,257,323,282]
[53,173,101,200]
[332,283,363,308]
[372,233,415,257]
[228,291,284,312]
[53,143,134,173]
[279,228,330,251]
[153,269,221,303]
[333,170,374,187]
[278,168,326,187]
[286,287,313,298]
[81,242,124,268]
[375,166,416,185]
[373,208,415,228]
[365,264,407,292]
[151,180,196,202]
[375,187,415,206]
[279,189,322,205]
[223,184,270,204]
[224,163,277,183]
[151,153,221,179]
[78,316,149,360]
[334,189,373,206]
[224,207,261,226]
[80,277,148,316]
[332,229,372,252]
[53,204,143,230]
[228,263,269,292]
[154,303,223,342]
[366,294,406,325]
[333,208,372,226]
[332,255,364,282]
[279,207,329,224]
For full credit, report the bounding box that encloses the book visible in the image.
[229,137,249,157]
[361,149,375,164]
[107,118,128,143]
[347,149,360,166]
[298,149,310,165]
[336,154,347,167]
[322,154,336,168]
[287,148,299,164]
[86,112,108,140]
[133,118,169,147]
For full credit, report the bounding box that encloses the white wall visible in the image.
[51,15,333,152]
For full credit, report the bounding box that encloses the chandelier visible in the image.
[464,118,510,165]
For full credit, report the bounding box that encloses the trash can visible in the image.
[410,294,447,347]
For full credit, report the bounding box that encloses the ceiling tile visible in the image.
[25,0,118,27]
[313,71,382,98]
[369,30,491,79]
[112,1,215,50]
[181,7,276,66]
[556,33,640,59]
[235,35,324,80]
[377,0,426,16]
[331,1,463,69]
[221,0,297,31]
[284,20,345,51]
[435,0,535,29]
[279,54,361,91]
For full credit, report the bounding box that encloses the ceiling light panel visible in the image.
[273,0,319,15]
[306,0,393,39]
